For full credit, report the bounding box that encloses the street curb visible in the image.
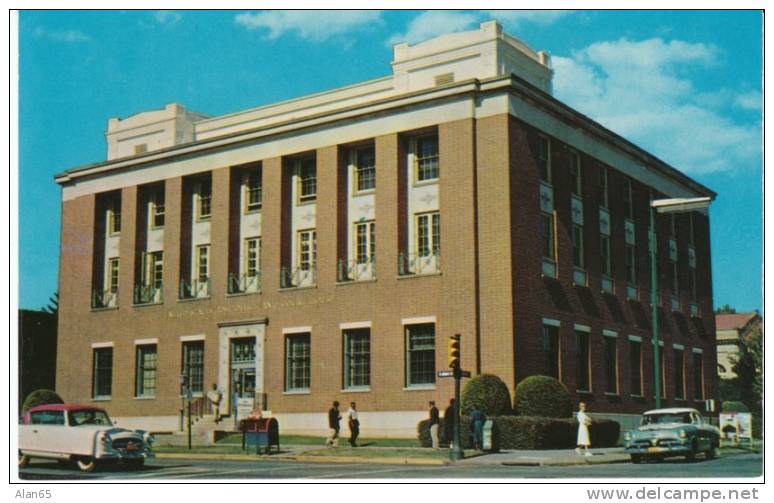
[155,452,450,466]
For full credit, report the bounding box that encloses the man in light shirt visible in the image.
[347,402,360,447]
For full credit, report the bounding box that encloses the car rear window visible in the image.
[29,410,65,425]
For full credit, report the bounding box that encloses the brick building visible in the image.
[54,22,717,436]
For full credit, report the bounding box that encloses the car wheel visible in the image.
[686,440,698,462]
[631,454,642,464]
[19,453,30,468]
[76,457,97,472]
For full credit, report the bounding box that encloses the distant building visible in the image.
[715,312,762,380]
[54,21,717,436]
[18,309,58,409]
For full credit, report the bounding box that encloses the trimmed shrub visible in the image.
[21,389,63,414]
[722,401,750,413]
[513,375,572,418]
[461,374,513,416]
[418,417,473,448]
[418,415,620,449]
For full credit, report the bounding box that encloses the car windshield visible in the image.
[642,413,693,425]
[68,409,112,426]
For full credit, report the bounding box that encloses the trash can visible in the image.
[240,417,280,454]
[482,419,498,453]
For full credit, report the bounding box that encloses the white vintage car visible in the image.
[19,404,154,472]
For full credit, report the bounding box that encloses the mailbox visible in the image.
[240,417,280,455]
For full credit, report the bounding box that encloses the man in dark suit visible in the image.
[325,401,341,447]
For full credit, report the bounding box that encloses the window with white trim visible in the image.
[416,212,440,258]
[298,230,317,272]
[570,152,582,196]
[285,333,311,391]
[297,158,317,203]
[414,135,439,182]
[406,323,436,386]
[245,237,261,277]
[108,203,121,235]
[196,245,210,283]
[572,225,584,269]
[355,222,375,264]
[108,258,120,294]
[245,169,262,212]
[92,347,113,398]
[151,188,165,228]
[598,166,609,208]
[343,328,371,389]
[354,146,376,192]
[182,341,204,394]
[196,179,212,219]
[135,344,157,397]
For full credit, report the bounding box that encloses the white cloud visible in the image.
[235,10,382,42]
[735,90,762,112]
[386,10,478,46]
[33,27,90,42]
[483,10,571,26]
[153,11,182,25]
[552,38,759,175]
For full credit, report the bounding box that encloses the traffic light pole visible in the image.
[450,365,463,461]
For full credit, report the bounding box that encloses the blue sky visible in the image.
[18,10,762,312]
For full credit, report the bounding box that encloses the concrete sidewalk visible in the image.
[156,445,632,467]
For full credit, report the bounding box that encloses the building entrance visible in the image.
[230,337,256,417]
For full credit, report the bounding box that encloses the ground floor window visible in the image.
[135,344,157,397]
[182,341,204,394]
[629,339,642,396]
[285,334,311,391]
[405,323,435,386]
[693,351,704,400]
[343,328,370,389]
[576,331,590,392]
[604,336,618,394]
[542,324,560,380]
[674,348,685,399]
[92,347,113,399]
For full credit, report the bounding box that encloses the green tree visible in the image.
[730,324,762,415]
[715,304,737,314]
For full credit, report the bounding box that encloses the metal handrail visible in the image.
[398,250,441,276]
[337,258,376,282]
[228,272,262,294]
[133,284,163,304]
[280,266,317,288]
[92,289,118,309]
[179,278,211,299]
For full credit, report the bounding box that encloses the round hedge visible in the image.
[21,389,64,414]
[513,375,572,418]
[461,374,512,416]
[721,401,750,413]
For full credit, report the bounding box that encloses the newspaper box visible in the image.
[240,417,280,454]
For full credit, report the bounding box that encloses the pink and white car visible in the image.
[19,404,154,472]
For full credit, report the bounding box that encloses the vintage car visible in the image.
[624,407,720,463]
[19,404,154,472]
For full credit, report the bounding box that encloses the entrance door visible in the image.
[230,337,256,417]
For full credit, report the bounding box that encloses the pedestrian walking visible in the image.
[347,402,360,447]
[325,401,341,447]
[575,401,592,456]
[206,383,222,423]
[469,404,485,450]
[428,401,440,449]
[443,399,455,447]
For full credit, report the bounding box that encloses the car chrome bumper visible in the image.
[625,445,690,455]
[96,450,155,460]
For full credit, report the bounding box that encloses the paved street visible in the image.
[19,453,762,480]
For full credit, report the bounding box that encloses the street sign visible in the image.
[438,370,471,378]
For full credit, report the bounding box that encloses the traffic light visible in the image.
[448,334,461,369]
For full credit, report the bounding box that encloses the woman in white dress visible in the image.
[576,402,592,456]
